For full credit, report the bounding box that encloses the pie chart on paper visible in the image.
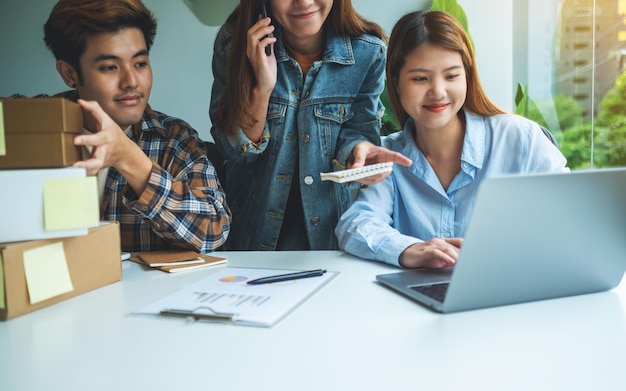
[219,275,247,283]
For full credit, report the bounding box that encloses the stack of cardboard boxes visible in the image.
[0,97,121,320]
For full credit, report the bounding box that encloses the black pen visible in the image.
[247,269,327,285]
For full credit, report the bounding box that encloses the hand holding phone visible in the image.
[261,2,272,56]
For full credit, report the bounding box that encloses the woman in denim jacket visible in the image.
[210,0,411,251]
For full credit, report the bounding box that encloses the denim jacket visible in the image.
[210,22,386,250]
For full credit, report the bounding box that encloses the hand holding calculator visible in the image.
[320,162,394,183]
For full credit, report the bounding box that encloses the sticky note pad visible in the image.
[23,242,74,304]
[43,176,99,231]
[0,254,5,310]
[0,101,6,156]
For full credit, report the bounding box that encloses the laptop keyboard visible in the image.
[410,283,450,302]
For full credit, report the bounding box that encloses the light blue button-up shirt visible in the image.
[335,110,569,266]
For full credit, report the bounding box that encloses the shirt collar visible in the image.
[136,103,167,138]
[400,109,487,172]
[460,110,486,170]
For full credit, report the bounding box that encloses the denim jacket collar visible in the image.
[274,25,355,66]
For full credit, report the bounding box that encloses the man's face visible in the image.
[76,27,152,128]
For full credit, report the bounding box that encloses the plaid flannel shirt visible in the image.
[56,91,231,253]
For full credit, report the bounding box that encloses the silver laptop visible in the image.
[376,168,626,313]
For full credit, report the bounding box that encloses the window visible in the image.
[516,0,626,169]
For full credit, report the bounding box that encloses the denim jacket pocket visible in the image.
[313,103,354,156]
[267,102,287,152]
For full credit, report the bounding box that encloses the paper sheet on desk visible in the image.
[133,267,338,327]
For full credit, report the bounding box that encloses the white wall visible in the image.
[0,0,513,142]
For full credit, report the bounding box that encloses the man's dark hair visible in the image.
[43,0,157,83]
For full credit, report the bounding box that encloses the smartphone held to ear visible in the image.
[261,2,272,56]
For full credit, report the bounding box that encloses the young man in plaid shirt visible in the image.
[43,0,231,253]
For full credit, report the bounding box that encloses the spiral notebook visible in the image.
[320,162,393,183]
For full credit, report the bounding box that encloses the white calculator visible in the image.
[320,162,394,183]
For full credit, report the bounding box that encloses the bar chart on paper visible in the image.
[192,291,272,308]
[133,267,337,327]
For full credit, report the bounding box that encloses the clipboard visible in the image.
[159,308,237,322]
[132,267,338,327]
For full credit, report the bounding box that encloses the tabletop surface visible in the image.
[1,250,625,391]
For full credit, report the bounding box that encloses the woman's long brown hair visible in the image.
[214,0,387,135]
[386,10,506,127]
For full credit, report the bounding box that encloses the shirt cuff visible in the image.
[377,233,422,267]
[128,163,166,219]
[233,126,271,154]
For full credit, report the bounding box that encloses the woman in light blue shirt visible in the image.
[210,0,410,251]
[336,10,569,268]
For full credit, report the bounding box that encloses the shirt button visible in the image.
[311,217,321,225]
[302,133,310,142]
[443,232,451,238]
[304,176,314,185]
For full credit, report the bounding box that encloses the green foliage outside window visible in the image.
[519,75,626,169]
[594,71,626,167]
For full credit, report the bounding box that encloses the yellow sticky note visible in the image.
[0,254,5,310]
[43,176,99,231]
[23,242,74,304]
[0,101,6,156]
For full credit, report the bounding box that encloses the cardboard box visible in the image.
[0,98,83,168]
[0,167,98,243]
[0,221,121,320]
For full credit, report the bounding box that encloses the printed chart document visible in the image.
[133,267,338,327]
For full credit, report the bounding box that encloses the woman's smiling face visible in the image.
[396,42,467,133]
[269,0,333,45]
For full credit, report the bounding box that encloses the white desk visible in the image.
[1,251,625,391]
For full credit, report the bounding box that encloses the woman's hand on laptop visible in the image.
[399,238,463,269]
